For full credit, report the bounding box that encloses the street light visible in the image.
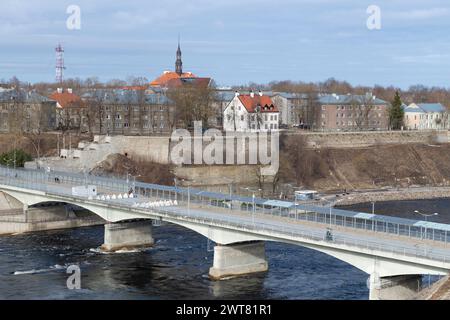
[252,193,256,227]
[321,198,334,227]
[414,210,438,256]
[223,177,234,212]
[414,210,439,240]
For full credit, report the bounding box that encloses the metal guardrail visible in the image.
[1,169,450,264]
[1,165,450,247]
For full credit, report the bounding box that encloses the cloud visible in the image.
[388,8,450,20]
[393,53,450,64]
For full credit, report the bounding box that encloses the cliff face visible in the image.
[288,144,450,191]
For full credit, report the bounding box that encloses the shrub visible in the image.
[0,149,32,167]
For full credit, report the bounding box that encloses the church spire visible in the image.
[175,36,183,75]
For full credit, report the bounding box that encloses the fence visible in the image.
[1,165,450,246]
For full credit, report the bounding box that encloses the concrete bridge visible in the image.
[1,166,450,300]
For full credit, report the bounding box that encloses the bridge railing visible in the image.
[72,193,450,264]
[1,166,449,263]
[1,165,450,245]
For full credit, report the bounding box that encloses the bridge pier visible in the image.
[369,274,422,300]
[101,220,154,252]
[209,241,268,280]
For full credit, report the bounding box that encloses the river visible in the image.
[0,198,448,300]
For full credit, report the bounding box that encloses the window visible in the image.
[322,106,326,111]
[241,115,244,121]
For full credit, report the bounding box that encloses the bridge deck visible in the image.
[1,166,449,267]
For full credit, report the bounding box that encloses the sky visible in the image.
[1,0,450,88]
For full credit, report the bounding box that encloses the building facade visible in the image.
[223,92,280,132]
[404,103,448,130]
[0,87,56,133]
[315,93,389,131]
[82,89,176,135]
[50,88,89,133]
[271,92,314,127]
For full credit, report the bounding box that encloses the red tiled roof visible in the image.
[150,71,197,87]
[49,91,84,108]
[166,77,211,88]
[238,94,278,113]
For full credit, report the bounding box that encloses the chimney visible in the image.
[235,91,240,97]
[57,88,63,94]
[67,88,73,94]
[250,90,255,98]
[258,90,263,97]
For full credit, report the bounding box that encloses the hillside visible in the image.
[279,141,450,192]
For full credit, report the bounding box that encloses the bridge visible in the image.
[0,166,449,300]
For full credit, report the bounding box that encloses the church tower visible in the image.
[175,38,183,75]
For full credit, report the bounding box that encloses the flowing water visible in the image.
[0,198,449,300]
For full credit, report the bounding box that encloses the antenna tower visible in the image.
[55,44,66,83]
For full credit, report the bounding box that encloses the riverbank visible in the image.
[334,186,450,207]
[0,205,105,235]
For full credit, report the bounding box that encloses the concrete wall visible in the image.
[370,274,422,300]
[102,220,154,251]
[0,191,23,210]
[302,130,448,149]
[110,136,169,164]
[209,241,268,279]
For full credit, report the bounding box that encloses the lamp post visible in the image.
[252,193,255,227]
[321,198,333,227]
[294,194,298,220]
[223,177,233,212]
[174,178,178,202]
[414,210,439,240]
[240,186,251,198]
[414,210,439,256]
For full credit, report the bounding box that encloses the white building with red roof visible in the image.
[223,91,280,132]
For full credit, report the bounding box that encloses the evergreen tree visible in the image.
[0,149,32,167]
[389,91,404,130]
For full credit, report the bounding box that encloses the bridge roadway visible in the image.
[1,166,450,299]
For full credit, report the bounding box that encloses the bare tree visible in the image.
[167,83,216,129]
[351,94,376,131]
